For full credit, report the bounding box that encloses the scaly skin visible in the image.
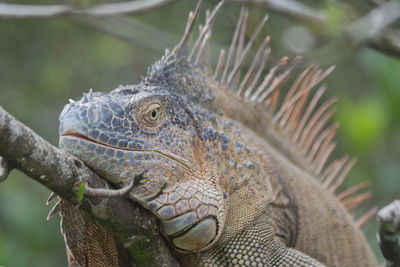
[59,50,378,266]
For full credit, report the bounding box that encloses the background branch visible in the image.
[345,1,400,53]
[80,16,179,52]
[1,0,398,57]
[0,106,179,267]
[241,0,326,24]
[0,0,178,18]
[233,0,400,57]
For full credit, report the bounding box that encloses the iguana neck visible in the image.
[210,77,314,176]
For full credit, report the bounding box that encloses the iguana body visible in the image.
[58,1,378,266]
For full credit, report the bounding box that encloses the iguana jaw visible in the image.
[61,132,194,172]
[60,132,194,175]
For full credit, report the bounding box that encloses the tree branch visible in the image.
[0,0,178,18]
[0,105,179,267]
[240,0,326,24]
[79,16,179,52]
[232,0,400,57]
[1,0,398,57]
[378,200,400,267]
[344,1,400,45]
[367,28,400,58]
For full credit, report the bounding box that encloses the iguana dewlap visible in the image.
[57,1,379,266]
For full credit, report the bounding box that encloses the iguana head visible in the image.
[59,48,226,252]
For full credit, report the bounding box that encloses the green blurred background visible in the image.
[0,0,399,266]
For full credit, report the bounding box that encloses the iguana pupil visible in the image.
[150,109,158,120]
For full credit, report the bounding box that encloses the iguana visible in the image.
[56,1,382,266]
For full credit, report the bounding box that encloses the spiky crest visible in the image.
[171,1,373,225]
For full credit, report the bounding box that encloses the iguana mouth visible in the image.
[61,132,194,172]
[63,132,104,145]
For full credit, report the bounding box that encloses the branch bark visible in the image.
[0,105,179,267]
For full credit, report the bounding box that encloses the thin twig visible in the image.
[47,199,61,220]
[46,191,58,205]
[0,0,178,18]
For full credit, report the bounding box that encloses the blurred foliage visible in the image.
[324,0,352,35]
[337,97,388,153]
[0,0,399,266]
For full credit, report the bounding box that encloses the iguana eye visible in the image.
[143,103,162,124]
[149,108,159,121]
